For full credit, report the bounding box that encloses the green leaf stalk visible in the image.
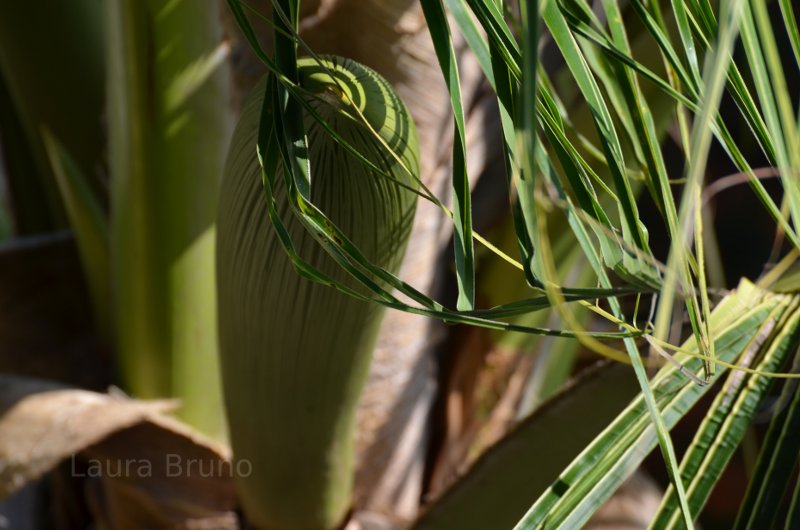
[217,56,420,530]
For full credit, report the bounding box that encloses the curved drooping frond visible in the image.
[223,0,800,528]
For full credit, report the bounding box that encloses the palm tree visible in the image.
[2,1,800,529]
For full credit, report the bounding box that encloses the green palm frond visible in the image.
[220,0,800,527]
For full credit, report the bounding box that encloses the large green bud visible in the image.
[217,56,420,530]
